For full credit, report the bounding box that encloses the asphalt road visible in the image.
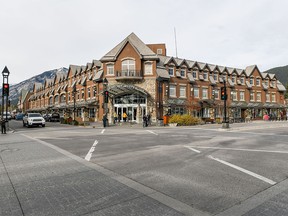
[5,120,288,215]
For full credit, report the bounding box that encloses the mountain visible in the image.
[263,65,288,86]
[0,67,68,105]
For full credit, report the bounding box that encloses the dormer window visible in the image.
[240,77,244,84]
[203,72,208,80]
[168,67,174,76]
[250,78,254,86]
[213,73,218,82]
[180,69,186,77]
[192,70,197,78]
[231,76,236,84]
[256,78,261,86]
[157,49,163,55]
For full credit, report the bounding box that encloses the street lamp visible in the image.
[2,66,10,132]
[103,78,108,127]
[72,85,76,125]
[222,79,229,128]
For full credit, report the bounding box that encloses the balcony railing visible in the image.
[115,70,143,80]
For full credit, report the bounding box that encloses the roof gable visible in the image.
[100,32,157,62]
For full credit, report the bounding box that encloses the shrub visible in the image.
[168,114,201,126]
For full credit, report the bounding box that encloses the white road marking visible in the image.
[184,146,201,153]
[101,129,105,134]
[34,137,72,140]
[186,146,288,154]
[146,130,158,135]
[85,140,98,161]
[208,155,276,185]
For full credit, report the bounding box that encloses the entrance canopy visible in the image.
[107,84,149,97]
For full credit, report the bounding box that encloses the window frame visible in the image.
[169,84,176,97]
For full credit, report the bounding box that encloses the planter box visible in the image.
[169,123,178,127]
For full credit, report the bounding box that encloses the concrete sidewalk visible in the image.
[0,133,206,216]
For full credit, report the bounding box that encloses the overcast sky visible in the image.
[1,0,288,84]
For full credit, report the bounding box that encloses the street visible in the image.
[1,120,288,215]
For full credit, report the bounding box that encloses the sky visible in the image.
[1,0,288,84]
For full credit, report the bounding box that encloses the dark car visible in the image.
[43,114,51,122]
[15,113,24,120]
[50,113,60,122]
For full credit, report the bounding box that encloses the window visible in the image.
[240,91,245,101]
[213,73,218,82]
[49,97,53,105]
[266,93,270,102]
[231,90,237,101]
[122,59,135,72]
[54,95,59,104]
[250,92,254,101]
[168,67,174,76]
[214,89,219,99]
[232,76,236,84]
[81,89,85,99]
[68,92,71,101]
[144,62,153,75]
[107,64,114,75]
[180,69,185,77]
[203,72,208,80]
[250,78,254,86]
[256,92,261,101]
[265,80,269,86]
[87,88,91,98]
[157,49,162,55]
[89,108,95,118]
[60,94,66,103]
[180,86,186,98]
[93,87,97,97]
[169,85,176,97]
[192,70,197,78]
[240,77,244,84]
[256,78,261,86]
[271,93,276,102]
[202,88,208,99]
[193,87,199,98]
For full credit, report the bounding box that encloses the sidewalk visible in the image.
[0,133,203,216]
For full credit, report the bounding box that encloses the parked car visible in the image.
[43,114,51,121]
[50,113,60,122]
[23,113,45,127]
[2,112,12,120]
[15,113,24,120]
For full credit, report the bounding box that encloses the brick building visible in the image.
[26,33,287,123]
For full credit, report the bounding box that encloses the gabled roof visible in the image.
[196,62,207,70]
[33,82,42,92]
[207,64,217,71]
[21,89,30,101]
[217,66,226,73]
[245,65,261,77]
[236,68,244,76]
[100,32,158,62]
[268,73,276,79]
[92,60,102,68]
[68,65,81,77]
[86,63,93,71]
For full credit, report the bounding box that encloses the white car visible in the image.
[3,112,12,120]
[23,113,45,127]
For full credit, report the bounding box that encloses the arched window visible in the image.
[49,97,53,105]
[60,94,66,103]
[54,95,59,104]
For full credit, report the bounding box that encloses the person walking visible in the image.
[113,112,118,124]
[143,115,148,127]
[123,112,127,122]
[102,114,107,128]
[1,116,7,134]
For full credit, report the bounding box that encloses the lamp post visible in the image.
[222,79,229,128]
[103,78,108,127]
[2,66,10,133]
[72,85,76,125]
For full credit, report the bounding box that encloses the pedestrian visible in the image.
[1,116,7,134]
[123,112,127,122]
[263,113,269,121]
[113,112,117,124]
[102,114,107,128]
[147,113,151,125]
[143,115,148,127]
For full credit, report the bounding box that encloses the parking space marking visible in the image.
[85,140,98,161]
[184,146,201,153]
[101,129,105,134]
[186,146,288,154]
[146,130,158,135]
[208,155,276,185]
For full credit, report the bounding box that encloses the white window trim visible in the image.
[179,86,187,98]
[144,61,153,75]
